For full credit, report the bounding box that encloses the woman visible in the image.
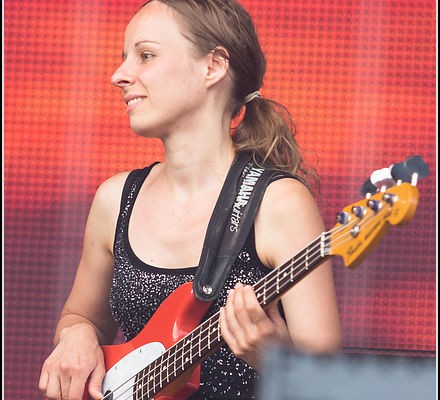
[39,1,341,399]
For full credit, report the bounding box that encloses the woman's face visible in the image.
[111,1,209,138]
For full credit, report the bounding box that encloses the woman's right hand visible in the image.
[39,323,106,400]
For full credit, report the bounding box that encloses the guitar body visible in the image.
[87,282,211,400]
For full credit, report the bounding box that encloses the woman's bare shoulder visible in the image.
[263,177,321,221]
[91,171,132,211]
[85,171,132,237]
[256,177,324,268]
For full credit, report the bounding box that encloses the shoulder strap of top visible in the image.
[113,162,160,256]
[270,170,296,182]
[118,162,160,213]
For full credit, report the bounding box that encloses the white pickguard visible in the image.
[102,342,166,400]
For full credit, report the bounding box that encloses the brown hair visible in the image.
[143,0,317,188]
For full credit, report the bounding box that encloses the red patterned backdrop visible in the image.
[4,1,436,399]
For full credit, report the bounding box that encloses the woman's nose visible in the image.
[111,62,134,88]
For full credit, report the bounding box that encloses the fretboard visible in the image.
[134,233,330,399]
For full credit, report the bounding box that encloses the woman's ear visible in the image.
[205,46,230,89]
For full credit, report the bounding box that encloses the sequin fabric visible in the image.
[109,165,273,399]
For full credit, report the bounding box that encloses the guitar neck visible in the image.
[139,233,330,398]
[254,233,330,307]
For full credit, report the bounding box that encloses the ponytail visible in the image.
[232,97,318,191]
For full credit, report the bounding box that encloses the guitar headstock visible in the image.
[328,155,428,270]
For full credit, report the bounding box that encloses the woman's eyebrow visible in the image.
[122,40,161,59]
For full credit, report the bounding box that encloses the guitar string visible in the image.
[145,209,387,397]
[107,213,369,400]
[104,213,367,400]
[135,215,372,398]
[133,240,332,397]
[252,214,363,298]
[100,236,329,400]
[105,207,381,400]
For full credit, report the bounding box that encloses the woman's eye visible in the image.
[140,52,154,61]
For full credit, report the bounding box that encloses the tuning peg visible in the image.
[404,155,430,185]
[370,167,395,192]
[390,161,412,183]
[360,177,378,197]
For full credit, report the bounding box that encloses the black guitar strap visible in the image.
[193,152,286,302]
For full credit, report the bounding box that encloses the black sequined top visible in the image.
[109,164,274,399]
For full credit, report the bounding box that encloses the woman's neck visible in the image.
[162,132,235,194]
[159,116,236,195]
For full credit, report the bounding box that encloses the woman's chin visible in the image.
[130,122,163,139]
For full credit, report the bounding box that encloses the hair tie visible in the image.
[243,90,261,104]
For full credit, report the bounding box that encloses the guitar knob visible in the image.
[360,177,378,197]
[404,155,430,185]
[367,199,382,212]
[370,168,395,191]
[405,155,430,178]
[336,211,350,224]
[390,162,412,183]
[382,192,396,204]
[351,206,365,218]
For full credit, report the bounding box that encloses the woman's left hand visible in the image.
[219,282,292,370]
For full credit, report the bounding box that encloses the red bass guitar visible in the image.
[85,181,419,400]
